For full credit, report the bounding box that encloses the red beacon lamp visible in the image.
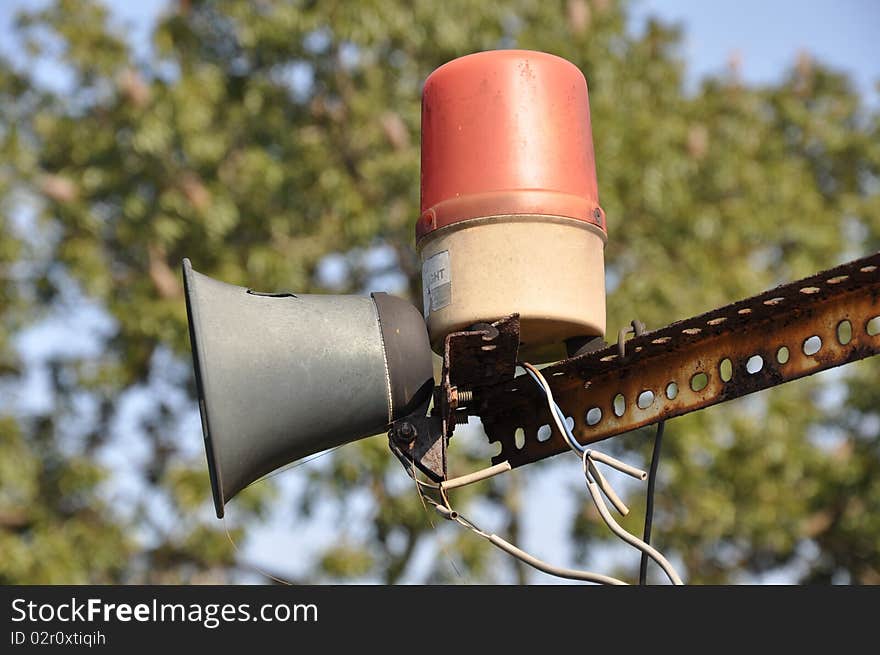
[417,50,607,362]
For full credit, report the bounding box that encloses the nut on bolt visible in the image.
[448,385,474,410]
[394,421,417,444]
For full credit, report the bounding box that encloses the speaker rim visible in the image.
[182,258,227,517]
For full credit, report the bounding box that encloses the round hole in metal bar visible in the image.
[515,427,526,449]
[719,358,733,382]
[746,355,764,374]
[777,346,790,364]
[613,393,626,417]
[837,320,852,345]
[665,382,679,400]
[707,317,727,326]
[537,424,552,443]
[827,275,849,285]
[800,286,821,295]
[637,390,655,409]
[600,354,618,362]
[803,336,822,356]
[860,266,877,273]
[690,372,709,392]
[867,316,880,336]
[738,308,752,315]
[586,407,603,426]
[683,328,701,335]
[763,297,785,306]
[652,336,671,344]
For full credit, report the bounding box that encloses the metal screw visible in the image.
[395,422,416,443]
[469,322,499,341]
[457,389,473,405]
[593,208,603,221]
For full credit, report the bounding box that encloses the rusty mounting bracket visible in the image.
[437,314,521,444]
[388,412,446,482]
[390,314,520,482]
[442,252,879,470]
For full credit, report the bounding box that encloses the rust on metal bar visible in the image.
[478,252,880,469]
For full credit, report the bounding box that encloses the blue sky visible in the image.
[2,1,878,583]
[3,0,878,103]
[631,0,879,105]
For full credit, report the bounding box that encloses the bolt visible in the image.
[395,422,416,444]
[469,323,499,341]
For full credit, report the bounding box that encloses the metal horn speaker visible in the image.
[182,259,434,517]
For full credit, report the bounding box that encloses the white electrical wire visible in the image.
[520,362,584,455]
[521,361,642,514]
[401,459,628,585]
[587,449,648,480]
[582,451,684,585]
[442,461,512,491]
[425,490,629,585]
[521,359,685,585]
[587,457,630,516]
[486,533,626,585]
[407,454,682,585]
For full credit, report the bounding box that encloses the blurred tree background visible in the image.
[0,0,878,584]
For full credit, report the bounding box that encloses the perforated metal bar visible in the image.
[480,253,880,468]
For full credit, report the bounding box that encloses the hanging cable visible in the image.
[616,320,671,583]
[400,452,629,584]
[425,485,629,585]
[396,355,684,585]
[520,362,585,454]
[404,435,684,584]
[521,362,644,513]
[582,451,683,585]
[639,420,665,585]
[586,456,630,516]
[519,358,684,585]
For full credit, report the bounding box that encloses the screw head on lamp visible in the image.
[417,50,607,362]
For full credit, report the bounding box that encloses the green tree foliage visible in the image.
[0,0,878,583]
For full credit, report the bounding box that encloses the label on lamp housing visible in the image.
[421,250,452,317]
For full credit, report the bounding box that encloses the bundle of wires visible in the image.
[521,362,672,585]
[405,361,683,585]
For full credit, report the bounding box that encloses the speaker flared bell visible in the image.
[182,259,434,518]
